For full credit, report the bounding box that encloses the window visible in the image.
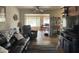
[0,16,5,22]
[62,17,66,27]
[43,17,50,25]
[25,16,40,27]
[0,7,6,22]
[24,14,50,27]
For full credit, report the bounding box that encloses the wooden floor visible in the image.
[26,30,64,53]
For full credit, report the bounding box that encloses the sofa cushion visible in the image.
[14,33,24,40]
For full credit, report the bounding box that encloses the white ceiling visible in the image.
[16,6,63,10]
[24,14,50,17]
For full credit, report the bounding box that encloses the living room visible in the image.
[0,6,63,53]
[0,6,79,53]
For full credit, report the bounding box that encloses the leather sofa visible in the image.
[0,29,30,53]
[9,35,30,53]
[0,25,37,53]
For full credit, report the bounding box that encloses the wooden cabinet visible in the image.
[65,6,79,16]
[68,6,79,16]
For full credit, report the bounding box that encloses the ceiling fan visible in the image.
[32,6,44,13]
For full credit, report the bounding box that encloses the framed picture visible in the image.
[13,14,18,21]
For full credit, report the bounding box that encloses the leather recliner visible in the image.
[21,25,31,38]
[20,25,37,40]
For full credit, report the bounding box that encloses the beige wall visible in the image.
[0,6,20,30]
[6,6,20,29]
[0,22,6,30]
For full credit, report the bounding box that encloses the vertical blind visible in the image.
[24,16,40,27]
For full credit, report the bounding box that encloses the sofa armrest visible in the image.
[10,45,24,53]
[9,37,30,53]
[0,46,8,53]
